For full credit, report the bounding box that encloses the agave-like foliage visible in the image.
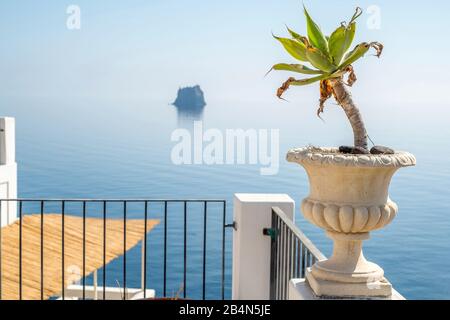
[270,6,383,117]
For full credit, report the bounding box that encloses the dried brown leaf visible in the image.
[318,79,333,117]
[344,65,357,87]
[370,42,384,58]
[276,77,296,99]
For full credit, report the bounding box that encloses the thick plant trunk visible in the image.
[330,79,368,151]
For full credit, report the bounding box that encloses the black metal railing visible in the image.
[0,199,229,300]
[265,206,326,300]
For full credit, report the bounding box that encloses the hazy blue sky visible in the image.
[1,0,450,105]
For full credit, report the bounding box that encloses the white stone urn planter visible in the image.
[287,147,416,298]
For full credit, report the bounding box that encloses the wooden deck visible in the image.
[0,214,159,300]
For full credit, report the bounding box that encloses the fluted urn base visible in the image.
[306,269,392,298]
[287,147,416,298]
[307,231,392,298]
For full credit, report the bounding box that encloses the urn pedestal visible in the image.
[287,147,416,298]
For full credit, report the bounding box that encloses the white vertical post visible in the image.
[93,270,98,300]
[232,194,294,300]
[0,117,18,227]
[141,239,145,290]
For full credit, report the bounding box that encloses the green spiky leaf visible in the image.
[286,26,305,42]
[270,63,324,75]
[304,6,329,55]
[290,73,331,86]
[328,22,356,65]
[306,47,336,73]
[273,34,308,61]
[339,42,370,68]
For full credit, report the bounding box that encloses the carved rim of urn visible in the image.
[287,146,416,169]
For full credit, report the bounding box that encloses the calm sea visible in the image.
[2,95,450,300]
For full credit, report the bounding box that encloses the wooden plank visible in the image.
[0,214,159,300]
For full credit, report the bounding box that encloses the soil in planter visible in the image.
[339,145,395,155]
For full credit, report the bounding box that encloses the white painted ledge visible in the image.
[63,285,155,300]
[289,279,406,300]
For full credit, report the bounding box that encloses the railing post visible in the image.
[0,117,17,227]
[141,239,145,291]
[232,194,294,300]
[93,270,98,300]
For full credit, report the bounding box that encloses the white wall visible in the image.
[232,194,294,300]
[0,117,18,227]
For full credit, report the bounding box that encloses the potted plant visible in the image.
[270,6,416,298]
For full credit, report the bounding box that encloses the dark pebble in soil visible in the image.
[370,146,395,155]
[339,146,354,154]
